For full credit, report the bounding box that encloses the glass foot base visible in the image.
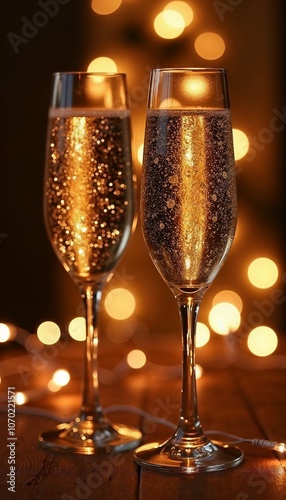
[134,440,244,473]
[39,419,142,455]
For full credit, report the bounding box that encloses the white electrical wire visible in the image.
[0,403,285,453]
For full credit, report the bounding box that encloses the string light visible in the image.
[208,302,241,335]
[47,380,62,392]
[15,392,27,405]
[196,322,210,348]
[37,321,61,345]
[251,439,286,453]
[272,442,286,453]
[52,369,71,387]
[0,325,284,459]
[195,364,203,379]
[247,258,278,289]
[232,128,249,161]
[154,9,185,39]
[164,2,194,27]
[104,288,136,320]
[0,7,282,473]
[205,431,286,453]
[247,326,278,357]
[2,403,283,455]
[182,75,208,99]
[212,290,243,313]
[0,5,283,469]
[137,144,144,165]
[0,323,11,342]
[47,370,70,393]
[91,0,122,16]
[87,57,117,73]
[127,349,146,369]
[68,317,86,341]
[159,98,182,109]
[194,32,225,60]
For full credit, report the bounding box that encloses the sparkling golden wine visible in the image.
[45,110,134,284]
[141,109,237,290]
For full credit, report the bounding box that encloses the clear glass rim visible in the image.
[151,67,227,74]
[52,71,127,77]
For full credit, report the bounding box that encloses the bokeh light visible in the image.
[137,143,144,165]
[0,323,11,342]
[212,290,243,313]
[87,57,117,73]
[159,98,182,109]
[154,9,185,39]
[208,302,241,335]
[69,317,86,341]
[233,128,249,161]
[247,326,278,357]
[196,322,210,347]
[52,369,71,387]
[15,392,27,405]
[164,1,194,26]
[37,321,61,345]
[194,32,225,60]
[47,380,61,392]
[91,0,122,16]
[182,75,208,100]
[247,258,278,289]
[105,288,136,320]
[195,364,203,380]
[127,349,147,369]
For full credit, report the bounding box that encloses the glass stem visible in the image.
[175,295,207,444]
[79,284,105,423]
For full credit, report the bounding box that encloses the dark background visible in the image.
[0,1,285,342]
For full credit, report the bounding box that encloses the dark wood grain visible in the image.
[0,336,285,499]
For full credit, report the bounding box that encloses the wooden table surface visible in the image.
[0,333,286,499]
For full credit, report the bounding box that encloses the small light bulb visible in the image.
[273,442,286,453]
[52,369,70,387]
[15,392,27,405]
[252,438,286,452]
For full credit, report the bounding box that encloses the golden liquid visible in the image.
[141,109,237,290]
[45,110,134,284]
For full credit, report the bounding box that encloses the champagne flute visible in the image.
[134,68,244,472]
[39,72,142,454]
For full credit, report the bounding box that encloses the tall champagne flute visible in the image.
[39,72,142,454]
[134,68,244,472]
